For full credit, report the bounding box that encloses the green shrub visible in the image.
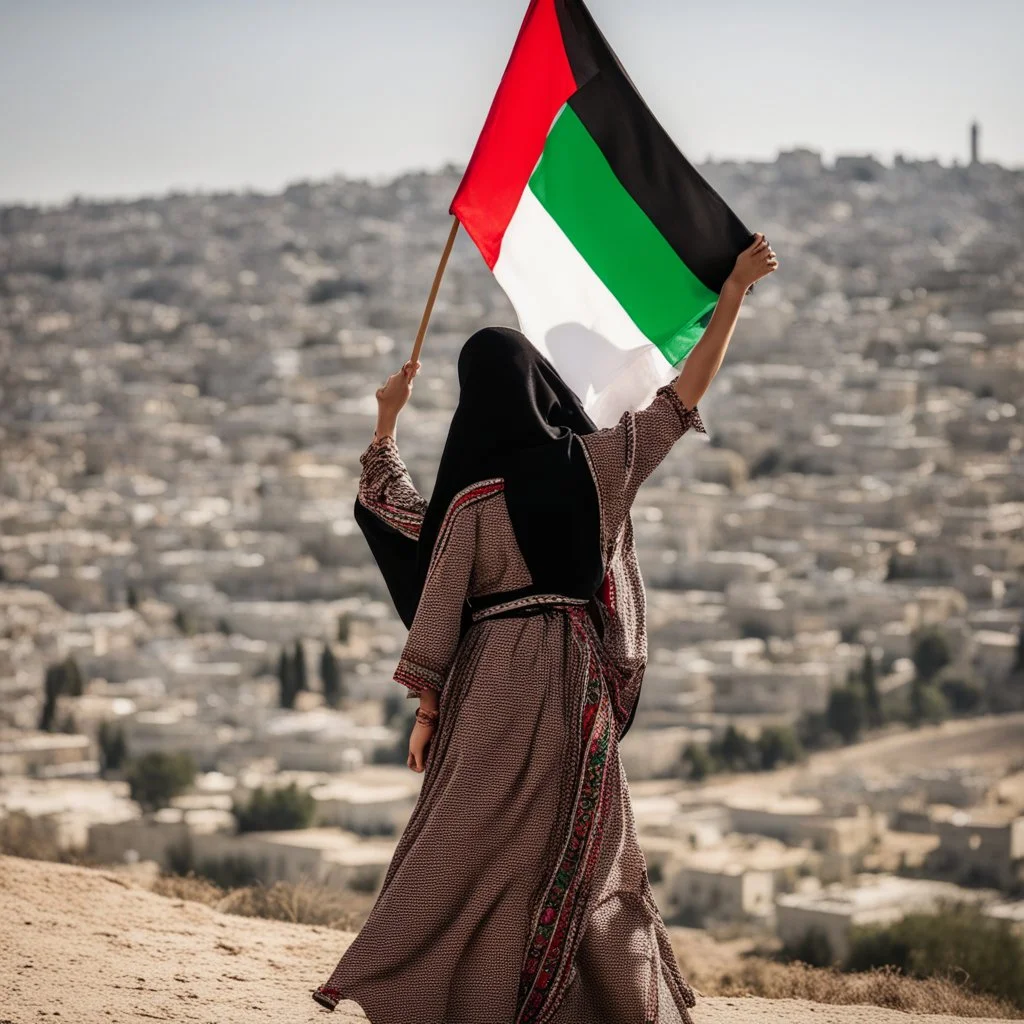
[939,676,983,714]
[167,838,195,877]
[716,725,761,772]
[126,751,196,811]
[681,742,716,781]
[911,626,953,682]
[348,868,383,894]
[910,680,950,726]
[782,927,836,968]
[234,782,316,833]
[826,684,866,744]
[680,725,802,780]
[197,854,262,889]
[757,725,803,770]
[848,904,1024,1008]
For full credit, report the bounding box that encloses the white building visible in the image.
[2,777,137,851]
[191,827,396,890]
[0,730,96,778]
[776,874,992,963]
[311,767,420,835]
[670,855,775,924]
[927,807,1024,892]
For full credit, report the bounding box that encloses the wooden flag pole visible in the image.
[410,216,460,365]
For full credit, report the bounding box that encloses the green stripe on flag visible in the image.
[528,106,718,366]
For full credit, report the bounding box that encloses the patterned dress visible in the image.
[316,383,707,1024]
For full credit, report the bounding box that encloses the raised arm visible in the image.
[357,360,427,538]
[675,233,778,409]
[582,233,778,544]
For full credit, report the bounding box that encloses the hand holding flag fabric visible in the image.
[730,234,780,291]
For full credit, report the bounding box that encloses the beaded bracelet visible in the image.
[415,707,439,727]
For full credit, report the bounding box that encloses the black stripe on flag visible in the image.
[555,0,754,294]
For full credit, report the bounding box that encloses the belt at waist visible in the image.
[468,592,590,624]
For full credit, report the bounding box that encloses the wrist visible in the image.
[722,275,749,300]
[414,704,438,727]
[418,690,439,712]
[375,414,398,440]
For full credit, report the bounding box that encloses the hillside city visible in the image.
[2,136,1023,967]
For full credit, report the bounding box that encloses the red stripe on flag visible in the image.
[450,0,578,269]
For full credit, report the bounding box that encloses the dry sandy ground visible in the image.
[0,856,1007,1024]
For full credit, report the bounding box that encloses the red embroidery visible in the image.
[516,607,614,1024]
[359,496,423,540]
[357,436,428,540]
[419,480,504,578]
[311,984,341,1010]
[428,481,504,567]
[393,658,443,695]
[446,480,504,521]
[574,602,632,736]
[598,570,616,615]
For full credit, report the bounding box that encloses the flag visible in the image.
[451,0,753,427]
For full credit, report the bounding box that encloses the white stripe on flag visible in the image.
[494,186,679,429]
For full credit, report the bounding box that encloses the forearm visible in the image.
[675,278,746,409]
[419,688,439,713]
[374,410,399,442]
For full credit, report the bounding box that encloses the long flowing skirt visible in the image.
[314,605,696,1024]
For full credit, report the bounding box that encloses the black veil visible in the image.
[355,327,604,629]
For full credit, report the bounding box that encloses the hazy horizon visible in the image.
[2,0,1021,207]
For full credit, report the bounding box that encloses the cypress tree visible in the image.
[293,640,308,692]
[39,664,64,732]
[862,649,883,728]
[99,720,129,775]
[320,645,342,709]
[63,656,84,697]
[826,684,866,745]
[277,649,296,709]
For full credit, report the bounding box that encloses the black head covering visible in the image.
[356,327,604,629]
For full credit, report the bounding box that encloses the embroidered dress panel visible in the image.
[318,380,706,1022]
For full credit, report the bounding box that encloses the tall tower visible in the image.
[970,121,980,165]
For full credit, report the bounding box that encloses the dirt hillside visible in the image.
[0,855,1007,1024]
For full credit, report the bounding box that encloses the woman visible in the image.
[314,234,778,1022]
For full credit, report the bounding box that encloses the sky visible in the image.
[1,0,1021,206]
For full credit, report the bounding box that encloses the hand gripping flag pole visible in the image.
[409,216,460,365]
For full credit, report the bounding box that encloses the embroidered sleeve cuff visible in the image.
[393,656,445,696]
[655,383,709,438]
[360,433,400,468]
